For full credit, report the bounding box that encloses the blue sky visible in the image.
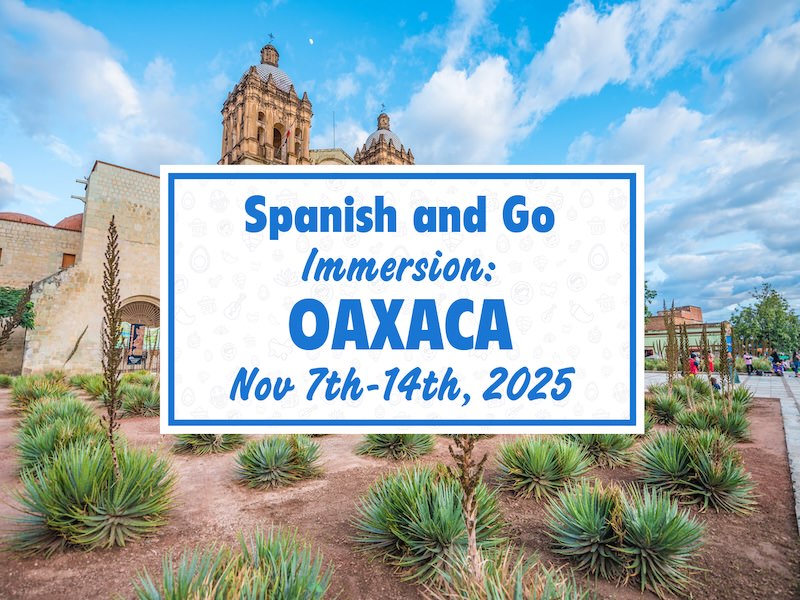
[0,0,798,321]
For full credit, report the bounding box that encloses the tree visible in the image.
[0,283,34,349]
[644,280,657,318]
[730,284,800,353]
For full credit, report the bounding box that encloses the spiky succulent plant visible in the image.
[235,435,322,489]
[8,443,175,555]
[546,480,625,580]
[133,527,333,599]
[174,433,246,455]
[353,464,505,582]
[355,433,435,460]
[496,437,591,500]
[568,433,634,468]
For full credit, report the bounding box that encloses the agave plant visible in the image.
[730,386,754,411]
[546,480,625,580]
[353,464,505,582]
[496,437,591,499]
[10,375,73,411]
[122,371,156,387]
[79,374,106,400]
[8,443,175,555]
[569,433,634,468]
[235,435,321,489]
[647,389,684,424]
[635,430,692,494]
[355,433,435,460]
[677,401,750,442]
[426,545,590,600]
[17,412,105,472]
[133,527,333,599]
[18,395,97,433]
[619,486,705,598]
[174,434,246,455]
[121,383,160,417]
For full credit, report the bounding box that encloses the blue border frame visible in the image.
[167,172,638,427]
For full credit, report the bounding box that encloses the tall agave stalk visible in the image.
[0,282,33,349]
[664,302,679,394]
[101,216,124,481]
[678,322,689,377]
[700,324,711,386]
[718,323,732,401]
[448,434,489,585]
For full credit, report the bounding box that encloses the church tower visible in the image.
[219,43,313,165]
[354,113,414,165]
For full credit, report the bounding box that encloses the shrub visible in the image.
[174,434,246,455]
[8,443,175,555]
[620,486,704,597]
[546,480,625,580]
[122,371,156,387]
[677,401,750,442]
[636,431,692,494]
[647,389,684,424]
[353,464,505,581]
[637,429,755,513]
[730,386,754,411]
[548,483,705,597]
[356,433,435,460]
[121,383,160,417]
[496,437,591,499]
[235,435,321,489]
[10,375,73,411]
[569,433,634,468]
[427,546,590,600]
[16,396,105,472]
[0,374,14,387]
[644,357,667,371]
[133,527,333,599]
[79,374,106,400]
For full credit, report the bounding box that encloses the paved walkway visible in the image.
[645,371,800,533]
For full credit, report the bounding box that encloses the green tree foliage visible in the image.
[730,284,800,352]
[0,286,35,329]
[644,280,657,318]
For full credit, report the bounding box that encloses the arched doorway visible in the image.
[120,297,160,372]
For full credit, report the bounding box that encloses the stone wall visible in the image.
[22,162,160,374]
[0,328,26,375]
[0,220,81,287]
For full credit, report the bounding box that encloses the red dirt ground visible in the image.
[0,390,797,599]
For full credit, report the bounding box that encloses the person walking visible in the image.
[793,350,800,378]
[744,352,753,375]
[707,351,714,373]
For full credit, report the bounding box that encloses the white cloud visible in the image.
[520,1,632,119]
[397,57,520,163]
[0,0,206,173]
[440,0,493,68]
[0,161,14,207]
[0,160,59,213]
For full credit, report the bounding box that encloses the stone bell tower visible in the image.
[219,43,313,165]
[354,112,414,165]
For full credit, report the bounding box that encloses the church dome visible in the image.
[253,44,294,93]
[0,212,48,227]
[54,213,83,231]
[364,113,403,149]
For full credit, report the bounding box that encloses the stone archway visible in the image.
[120,296,160,371]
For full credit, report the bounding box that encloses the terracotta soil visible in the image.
[0,390,798,599]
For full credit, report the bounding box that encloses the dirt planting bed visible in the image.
[0,390,797,599]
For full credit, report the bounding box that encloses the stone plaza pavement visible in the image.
[644,371,800,533]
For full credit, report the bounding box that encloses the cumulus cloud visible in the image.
[0,160,59,214]
[0,0,205,173]
[0,161,14,207]
[396,57,520,163]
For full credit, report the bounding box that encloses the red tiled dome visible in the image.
[54,213,83,231]
[0,212,49,227]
